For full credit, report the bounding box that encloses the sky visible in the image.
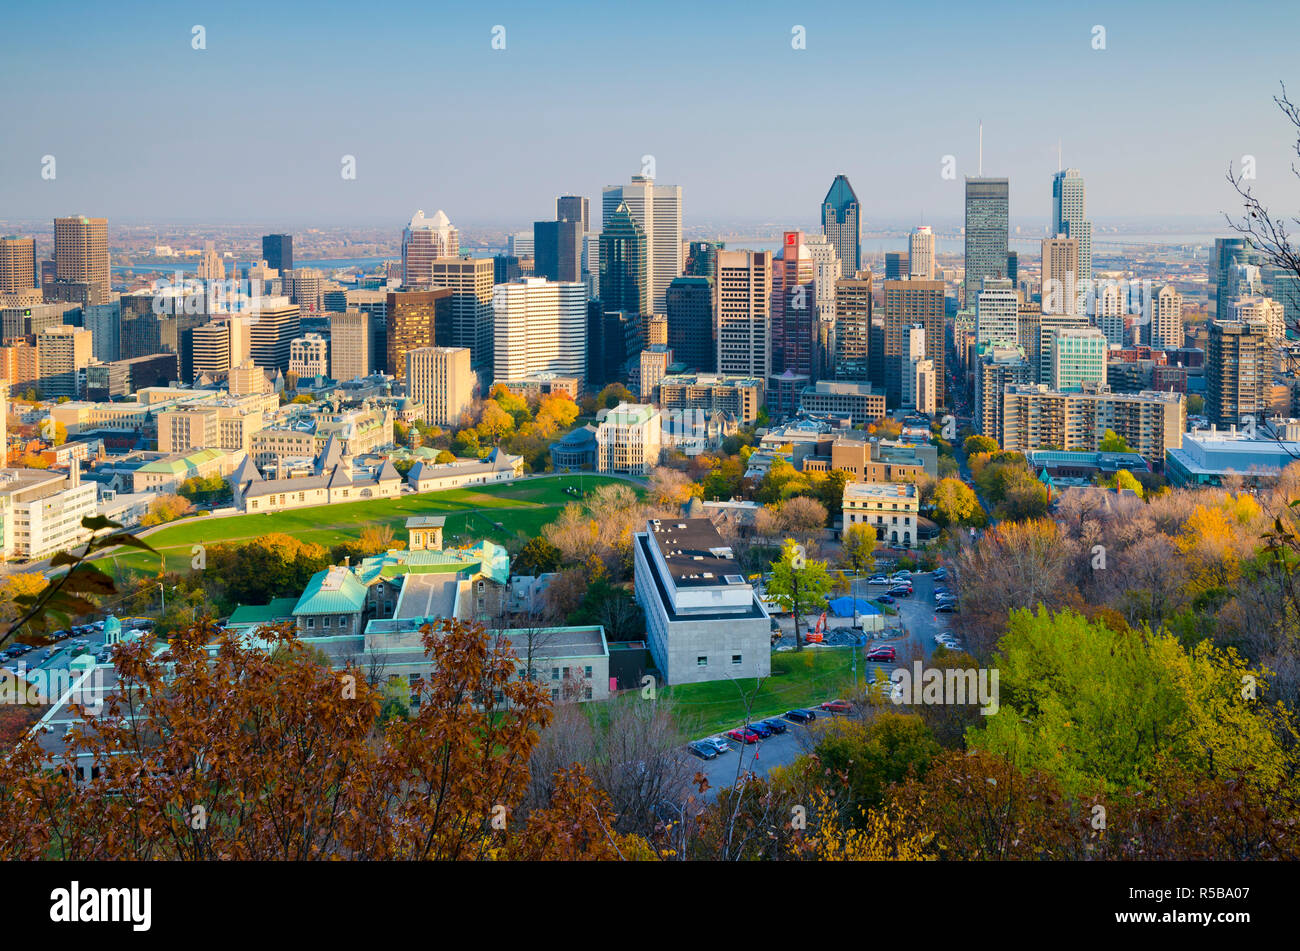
[1,0,1298,233]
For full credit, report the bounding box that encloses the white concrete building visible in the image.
[289,333,329,379]
[595,402,662,475]
[633,517,771,686]
[0,468,97,561]
[492,278,587,386]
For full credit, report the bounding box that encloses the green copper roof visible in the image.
[228,597,299,626]
[293,567,368,615]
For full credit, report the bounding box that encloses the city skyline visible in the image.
[2,1,1298,227]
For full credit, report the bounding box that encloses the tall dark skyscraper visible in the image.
[963,177,1009,308]
[533,219,582,283]
[262,234,293,272]
[884,252,908,281]
[685,240,723,281]
[599,202,648,315]
[665,276,714,372]
[556,196,589,232]
[822,175,860,276]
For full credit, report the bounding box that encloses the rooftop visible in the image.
[646,517,748,589]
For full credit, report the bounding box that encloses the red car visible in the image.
[726,727,761,744]
[866,646,897,662]
[819,699,852,714]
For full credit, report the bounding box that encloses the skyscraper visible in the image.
[402,210,459,286]
[53,216,110,304]
[715,250,772,380]
[330,310,371,383]
[884,252,909,281]
[882,279,945,408]
[37,326,93,397]
[492,278,587,385]
[1206,318,1272,427]
[1041,235,1079,314]
[247,299,299,374]
[1049,327,1108,391]
[908,226,935,280]
[1147,285,1184,350]
[833,271,872,382]
[963,178,1009,307]
[262,234,293,273]
[0,237,38,292]
[407,346,473,427]
[976,278,1019,347]
[1051,169,1092,285]
[602,175,682,313]
[665,276,714,372]
[428,257,495,373]
[533,219,582,283]
[771,231,818,378]
[556,196,590,232]
[599,202,649,315]
[821,175,860,276]
[1210,237,1260,318]
[386,288,452,379]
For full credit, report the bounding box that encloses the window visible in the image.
[322,616,331,628]
[338,615,348,627]
[305,617,314,628]
[731,654,742,665]
[584,666,592,679]
[697,656,708,667]
[551,667,560,681]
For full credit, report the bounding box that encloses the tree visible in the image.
[140,493,195,527]
[931,477,981,527]
[773,495,829,544]
[647,466,698,511]
[807,712,942,821]
[515,537,562,576]
[766,538,833,650]
[1099,468,1145,498]
[841,523,875,580]
[207,533,331,607]
[476,401,515,444]
[962,434,998,456]
[595,383,634,409]
[1098,429,1131,453]
[1186,393,1205,415]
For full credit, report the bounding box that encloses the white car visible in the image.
[705,736,730,754]
[866,575,889,586]
[891,570,912,580]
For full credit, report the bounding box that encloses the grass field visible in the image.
[662,646,870,737]
[98,474,635,579]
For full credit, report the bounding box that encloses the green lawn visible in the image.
[99,474,634,579]
[663,646,872,737]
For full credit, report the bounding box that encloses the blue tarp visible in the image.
[828,596,881,617]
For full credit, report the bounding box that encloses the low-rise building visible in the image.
[596,402,662,475]
[842,481,919,549]
[0,467,97,561]
[657,373,763,426]
[406,447,524,492]
[798,380,886,425]
[633,517,771,686]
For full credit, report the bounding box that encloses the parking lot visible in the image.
[0,617,144,683]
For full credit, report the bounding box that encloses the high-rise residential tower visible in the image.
[963,178,1009,308]
[908,226,935,280]
[402,210,459,286]
[53,216,110,304]
[1206,318,1273,427]
[492,278,587,386]
[407,346,473,427]
[0,237,38,292]
[821,175,860,276]
[715,250,772,380]
[1051,168,1092,285]
[602,175,682,313]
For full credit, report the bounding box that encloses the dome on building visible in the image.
[103,615,121,635]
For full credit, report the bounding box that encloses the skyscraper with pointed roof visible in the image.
[821,175,860,276]
[599,202,649,315]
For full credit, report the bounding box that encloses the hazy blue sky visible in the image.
[2,0,1298,231]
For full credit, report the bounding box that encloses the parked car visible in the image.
[875,594,896,605]
[932,567,947,580]
[784,708,817,723]
[891,570,911,579]
[687,740,718,760]
[887,585,913,597]
[759,718,788,735]
[746,721,773,738]
[704,736,730,754]
[726,727,761,744]
[867,646,897,662]
[820,699,852,714]
[935,603,957,613]
[867,575,889,586]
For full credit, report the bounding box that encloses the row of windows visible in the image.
[697,654,743,667]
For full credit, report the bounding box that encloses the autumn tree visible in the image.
[766,538,833,650]
[931,477,982,527]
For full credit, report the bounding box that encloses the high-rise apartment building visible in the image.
[261,234,293,273]
[882,279,945,408]
[1051,168,1092,285]
[821,175,860,276]
[282,267,324,316]
[715,250,772,380]
[407,346,473,427]
[999,383,1183,464]
[0,237,38,292]
[599,201,649,315]
[53,216,110,304]
[1041,235,1079,314]
[1147,286,1184,350]
[492,278,587,386]
[1049,327,1108,391]
[36,326,93,397]
[602,176,682,312]
[1206,318,1273,427]
[833,271,872,382]
[428,257,495,372]
[247,298,299,373]
[908,226,935,280]
[963,178,1009,307]
[84,300,122,364]
[976,278,1020,347]
[665,276,714,372]
[901,325,926,409]
[401,210,459,286]
[330,310,371,383]
[386,288,452,380]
